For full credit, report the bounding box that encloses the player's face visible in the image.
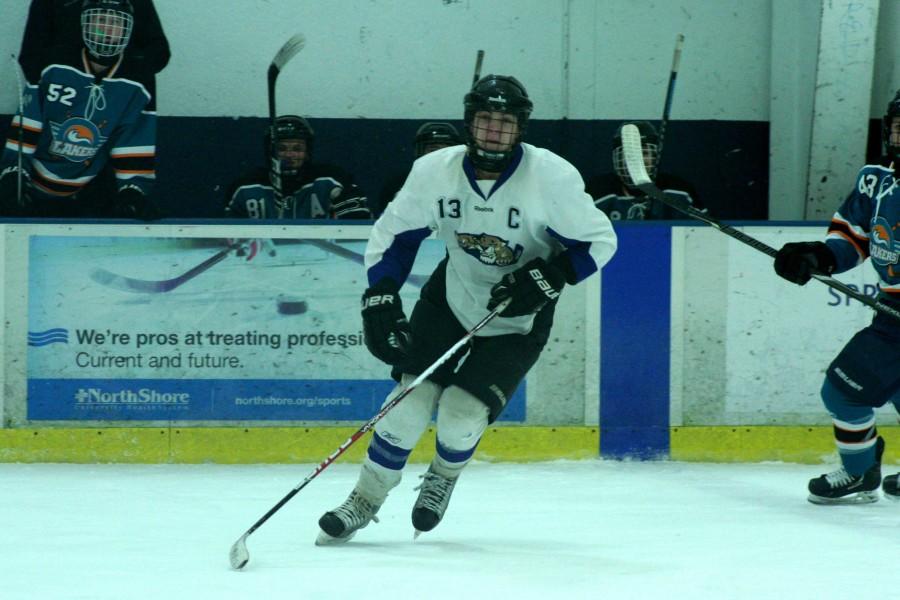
[471,111,519,152]
[276,139,308,171]
[89,12,129,46]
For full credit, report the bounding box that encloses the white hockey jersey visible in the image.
[365,143,617,336]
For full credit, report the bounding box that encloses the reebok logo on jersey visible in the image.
[362,295,395,309]
[529,269,560,299]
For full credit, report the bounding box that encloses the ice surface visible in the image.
[1,460,897,599]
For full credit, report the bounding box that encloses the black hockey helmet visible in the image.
[612,121,659,187]
[414,122,461,157]
[265,115,314,185]
[464,75,533,172]
[883,89,900,164]
[81,0,134,60]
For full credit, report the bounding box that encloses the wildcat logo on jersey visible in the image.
[48,118,107,162]
[869,217,900,268]
[456,231,523,266]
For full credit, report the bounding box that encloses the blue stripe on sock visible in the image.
[435,439,478,464]
[367,432,412,470]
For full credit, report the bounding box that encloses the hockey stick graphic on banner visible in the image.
[657,34,684,161]
[89,242,240,293]
[620,124,900,324]
[472,49,485,87]
[267,33,306,218]
[301,238,429,288]
[228,296,511,570]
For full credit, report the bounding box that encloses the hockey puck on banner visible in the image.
[276,294,308,315]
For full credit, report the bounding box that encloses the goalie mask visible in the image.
[613,121,659,187]
[81,0,134,63]
[464,75,533,172]
[265,115,314,187]
[883,89,900,164]
[414,122,461,158]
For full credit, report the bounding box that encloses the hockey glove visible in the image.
[113,187,161,221]
[487,257,566,317]
[361,280,412,365]
[0,166,30,216]
[331,193,372,220]
[774,241,836,285]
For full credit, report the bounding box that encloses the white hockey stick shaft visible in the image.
[267,34,305,218]
[620,124,900,323]
[657,34,684,160]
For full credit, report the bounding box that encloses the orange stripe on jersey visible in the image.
[31,170,88,196]
[31,180,79,197]
[111,152,155,159]
[829,218,868,242]
[114,170,155,176]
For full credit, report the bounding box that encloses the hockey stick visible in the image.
[89,242,239,294]
[620,124,900,323]
[228,296,511,570]
[657,34,684,161]
[11,54,25,206]
[472,49,485,87]
[300,238,429,288]
[267,33,306,218]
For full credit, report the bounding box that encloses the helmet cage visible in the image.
[81,2,133,59]
[464,75,532,172]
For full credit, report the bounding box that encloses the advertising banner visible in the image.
[26,235,526,421]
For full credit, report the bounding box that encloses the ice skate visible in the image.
[882,473,900,501]
[807,436,884,505]
[316,489,383,545]
[411,465,459,536]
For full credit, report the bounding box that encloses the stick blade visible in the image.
[229,534,250,570]
[271,33,306,71]
[620,124,653,186]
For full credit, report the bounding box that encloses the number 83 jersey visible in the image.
[365,143,618,336]
[826,164,900,299]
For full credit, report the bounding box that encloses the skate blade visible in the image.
[315,529,357,546]
[807,490,880,505]
[413,530,423,541]
[882,492,900,502]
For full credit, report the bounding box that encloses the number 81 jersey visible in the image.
[365,143,618,336]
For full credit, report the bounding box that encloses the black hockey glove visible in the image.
[0,166,31,216]
[774,241,836,285]
[361,279,412,365]
[113,187,161,221]
[331,192,372,220]
[487,257,566,318]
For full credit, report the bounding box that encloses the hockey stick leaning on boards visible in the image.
[228,296,512,570]
[656,34,684,163]
[267,33,306,218]
[619,123,900,324]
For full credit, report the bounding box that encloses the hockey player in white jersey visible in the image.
[316,75,617,544]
